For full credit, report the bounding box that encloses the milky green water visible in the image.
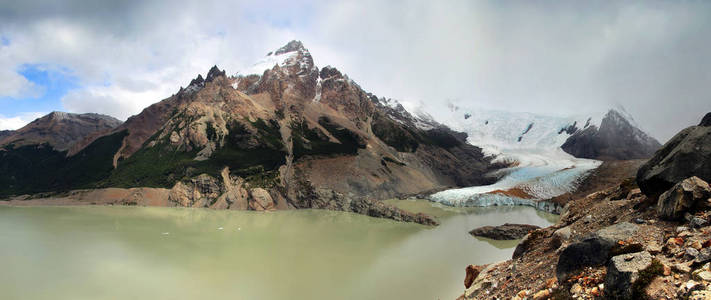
[0,201,557,300]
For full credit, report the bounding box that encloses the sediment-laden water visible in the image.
[0,201,556,300]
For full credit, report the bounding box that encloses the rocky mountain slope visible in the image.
[0,112,123,196]
[0,111,121,151]
[562,109,661,160]
[0,41,501,223]
[406,102,660,161]
[0,130,12,140]
[457,112,711,300]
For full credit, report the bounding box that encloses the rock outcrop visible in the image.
[657,176,711,220]
[700,112,711,127]
[637,112,711,199]
[469,223,540,240]
[561,109,661,160]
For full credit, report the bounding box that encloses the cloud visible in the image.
[0,112,45,130]
[0,0,709,142]
[0,68,43,98]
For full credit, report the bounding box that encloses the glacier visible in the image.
[429,149,601,213]
[398,101,606,213]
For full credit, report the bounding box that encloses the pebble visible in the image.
[532,289,551,300]
[687,247,701,258]
[693,270,711,281]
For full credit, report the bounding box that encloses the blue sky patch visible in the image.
[0,64,80,115]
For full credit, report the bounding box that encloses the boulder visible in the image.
[556,223,639,282]
[469,223,540,240]
[604,251,655,299]
[657,177,711,220]
[464,265,485,289]
[637,114,711,199]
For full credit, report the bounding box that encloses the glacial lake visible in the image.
[0,200,557,300]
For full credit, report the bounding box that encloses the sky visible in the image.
[0,1,709,142]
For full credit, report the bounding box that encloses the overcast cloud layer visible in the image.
[0,0,709,142]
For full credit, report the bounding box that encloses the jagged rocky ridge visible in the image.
[561,109,661,160]
[0,41,501,224]
[410,102,660,161]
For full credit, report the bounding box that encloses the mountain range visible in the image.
[0,41,662,221]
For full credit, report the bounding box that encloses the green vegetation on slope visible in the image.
[292,117,366,160]
[102,119,287,188]
[0,130,128,197]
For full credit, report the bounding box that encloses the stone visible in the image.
[687,248,701,259]
[689,290,711,300]
[515,289,528,298]
[657,177,711,220]
[627,188,643,200]
[469,223,540,240]
[691,240,704,250]
[557,222,640,283]
[551,226,572,249]
[678,280,704,299]
[554,226,572,240]
[674,263,692,273]
[596,222,640,243]
[464,265,485,289]
[604,251,654,299]
[692,270,711,281]
[691,217,710,228]
[646,242,663,254]
[532,289,550,300]
[695,248,711,265]
[637,118,711,199]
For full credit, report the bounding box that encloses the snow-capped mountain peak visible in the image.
[235,40,317,77]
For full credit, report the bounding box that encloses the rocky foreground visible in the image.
[459,113,711,299]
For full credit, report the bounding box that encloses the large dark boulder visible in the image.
[556,222,640,282]
[637,113,711,199]
[561,109,661,160]
[469,223,540,240]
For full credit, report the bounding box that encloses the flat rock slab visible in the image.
[469,223,540,240]
[605,251,654,299]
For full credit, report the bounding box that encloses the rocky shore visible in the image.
[458,113,711,299]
